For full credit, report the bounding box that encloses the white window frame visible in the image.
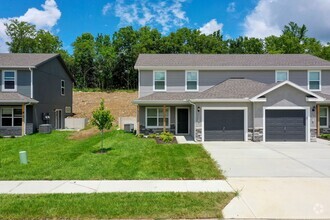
[61,80,65,96]
[153,70,166,91]
[308,70,321,91]
[320,106,328,128]
[2,70,17,92]
[185,70,199,91]
[145,107,170,128]
[275,70,289,83]
[0,107,22,127]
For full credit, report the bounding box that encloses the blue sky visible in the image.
[1,0,330,53]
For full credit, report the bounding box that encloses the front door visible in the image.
[54,109,62,129]
[177,108,189,134]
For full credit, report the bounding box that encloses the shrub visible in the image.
[148,133,158,138]
[136,134,144,138]
[160,131,174,143]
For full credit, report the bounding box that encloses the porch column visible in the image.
[136,105,140,134]
[22,104,25,136]
[317,104,320,137]
[163,104,166,132]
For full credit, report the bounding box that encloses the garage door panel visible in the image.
[204,110,244,141]
[266,110,306,142]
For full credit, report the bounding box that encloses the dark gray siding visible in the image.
[0,69,31,97]
[32,57,73,129]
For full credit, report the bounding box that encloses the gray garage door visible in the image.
[265,110,306,142]
[204,110,244,141]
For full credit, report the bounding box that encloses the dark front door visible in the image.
[177,108,189,134]
[265,110,306,142]
[204,110,244,141]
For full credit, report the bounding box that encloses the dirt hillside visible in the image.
[72,91,138,124]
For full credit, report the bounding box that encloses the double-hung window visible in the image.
[320,107,328,128]
[308,70,321,91]
[2,70,17,91]
[1,108,22,127]
[186,70,198,91]
[146,107,170,128]
[61,80,65,96]
[153,71,166,91]
[275,70,288,82]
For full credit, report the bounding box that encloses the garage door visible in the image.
[204,110,244,141]
[265,110,306,142]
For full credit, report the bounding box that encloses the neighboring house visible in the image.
[133,54,330,142]
[0,53,73,136]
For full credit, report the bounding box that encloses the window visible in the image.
[146,107,170,128]
[1,108,22,127]
[275,70,288,82]
[61,80,65,96]
[308,71,321,91]
[320,107,328,128]
[186,71,198,91]
[153,71,166,91]
[2,70,17,91]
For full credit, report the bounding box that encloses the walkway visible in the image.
[0,180,233,194]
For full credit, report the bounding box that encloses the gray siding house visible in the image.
[0,53,73,136]
[134,54,330,142]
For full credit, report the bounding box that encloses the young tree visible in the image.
[91,99,114,151]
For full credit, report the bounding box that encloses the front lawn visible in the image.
[0,192,234,219]
[0,130,223,180]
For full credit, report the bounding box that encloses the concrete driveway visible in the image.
[203,140,330,177]
[203,140,330,219]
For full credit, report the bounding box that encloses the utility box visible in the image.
[19,151,28,164]
[39,124,52,134]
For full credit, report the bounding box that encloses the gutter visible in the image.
[132,100,190,105]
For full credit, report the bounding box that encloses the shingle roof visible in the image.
[136,78,276,102]
[135,54,330,69]
[0,92,38,104]
[0,53,58,68]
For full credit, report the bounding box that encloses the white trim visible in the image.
[201,107,248,142]
[275,70,289,83]
[145,107,170,129]
[0,106,23,128]
[133,100,189,105]
[175,107,190,135]
[263,106,310,142]
[190,98,250,103]
[2,70,17,92]
[138,69,141,98]
[61,80,65,96]
[308,70,321,91]
[135,66,330,71]
[153,70,167,91]
[319,106,328,128]
[185,70,199,92]
[250,80,325,101]
[29,68,33,98]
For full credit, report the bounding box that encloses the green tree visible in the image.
[5,19,36,53]
[34,29,62,53]
[91,99,114,151]
[283,21,307,41]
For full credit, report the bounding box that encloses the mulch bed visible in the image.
[155,137,178,144]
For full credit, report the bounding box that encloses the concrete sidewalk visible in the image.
[0,180,233,194]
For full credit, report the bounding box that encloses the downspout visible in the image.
[29,68,33,98]
[188,99,197,142]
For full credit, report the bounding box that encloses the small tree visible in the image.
[91,99,114,150]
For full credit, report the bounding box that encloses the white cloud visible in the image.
[227,2,236,13]
[199,19,223,35]
[102,3,112,15]
[0,0,61,52]
[112,0,189,34]
[243,0,330,41]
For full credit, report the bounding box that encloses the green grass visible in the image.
[0,130,223,180]
[0,192,234,219]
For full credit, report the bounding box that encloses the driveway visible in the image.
[203,140,330,219]
[203,140,330,177]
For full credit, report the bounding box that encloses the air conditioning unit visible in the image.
[124,124,134,132]
[39,124,52,134]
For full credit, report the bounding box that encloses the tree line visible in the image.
[4,19,330,90]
